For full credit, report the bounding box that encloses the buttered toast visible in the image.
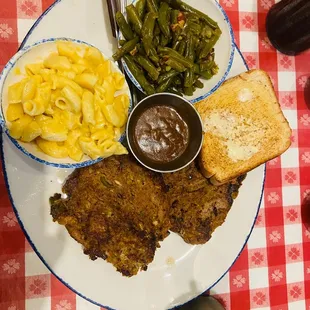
[195,69,291,185]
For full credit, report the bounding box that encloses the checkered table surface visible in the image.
[0,0,309,309]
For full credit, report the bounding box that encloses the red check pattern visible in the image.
[0,0,309,309]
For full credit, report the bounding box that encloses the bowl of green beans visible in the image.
[113,0,235,103]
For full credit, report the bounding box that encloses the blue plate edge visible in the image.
[0,0,265,309]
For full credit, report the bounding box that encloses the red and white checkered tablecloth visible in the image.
[0,0,309,309]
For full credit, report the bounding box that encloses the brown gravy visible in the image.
[134,105,189,163]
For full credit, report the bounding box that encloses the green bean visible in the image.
[167,8,172,21]
[112,37,139,61]
[158,46,194,68]
[183,70,194,88]
[185,12,200,23]
[142,12,157,55]
[160,34,170,47]
[201,70,213,80]
[158,2,171,38]
[168,53,193,68]
[183,86,194,96]
[192,37,201,59]
[193,64,200,74]
[165,58,186,72]
[163,0,218,29]
[146,0,158,13]
[182,4,218,29]
[153,35,160,47]
[193,74,199,84]
[196,40,205,58]
[156,75,177,92]
[142,12,157,39]
[185,36,195,61]
[184,36,195,87]
[171,9,179,24]
[193,64,213,79]
[123,55,155,95]
[194,79,204,89]
[157,69,177,84]
[135,0,146,21]
[134,54,160,81]
[167,87,183,96]
[154,22,161,36]
[149,46,160,64]
[172,40,180,50]
[193,36,200,49]
[167,8,172,34]
[177,41,186,55]
[173,76,182,85]
[126,4,143,36]
[201,24,213,39]
[136,43,146,55]
[171,10,181,44]
[200,60,215,72]
[119,39,127,46]
[211,64,219,75]
[115,12,135,41]
[186,21,202,36]
[201,70,213,79]
[199,28,221,59]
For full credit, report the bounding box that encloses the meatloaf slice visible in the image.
[50,155,171,277]
[163,162,244,244]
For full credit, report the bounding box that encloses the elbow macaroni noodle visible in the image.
[6,41,129,161]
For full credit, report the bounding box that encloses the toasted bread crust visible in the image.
[195,69,292,185]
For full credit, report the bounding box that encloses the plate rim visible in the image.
[0,0,266,309]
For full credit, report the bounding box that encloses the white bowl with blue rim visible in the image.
[0,37,132,168]
[122,0,235,104]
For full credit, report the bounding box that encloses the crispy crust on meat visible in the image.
[50,155,171,277]
[50,156,244,276]
[163,162,244,244]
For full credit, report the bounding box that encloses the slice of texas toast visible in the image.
[195,69,291,185]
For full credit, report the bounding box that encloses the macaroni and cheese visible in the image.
[6,41,129,161]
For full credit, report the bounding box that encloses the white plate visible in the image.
[122,0,235,104]
[0,38,131,169]
[1,0,265,309]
